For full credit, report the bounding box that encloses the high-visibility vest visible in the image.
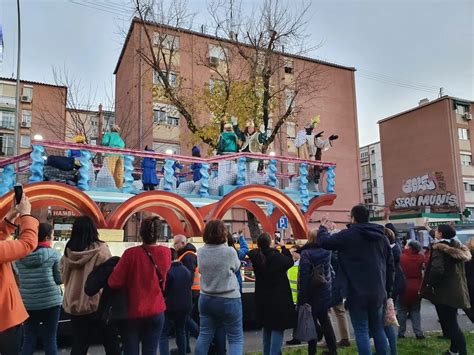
[287,265,299,304]
[178,251,200,291]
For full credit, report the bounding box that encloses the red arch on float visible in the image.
[304,194,337,222]
[206,185,308,239]
[106,191,204,236]
[0,182,106,227]
[199,201,273,235]
[144,206,187,236]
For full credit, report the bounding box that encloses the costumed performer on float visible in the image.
[102,125,126,189]
[294,116,338,191]
[141,145,158,191]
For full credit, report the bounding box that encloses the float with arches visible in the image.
[0,140,337,240]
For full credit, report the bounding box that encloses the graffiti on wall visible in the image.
[393,172,458,211]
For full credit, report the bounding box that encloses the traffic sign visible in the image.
[277,216,288,229]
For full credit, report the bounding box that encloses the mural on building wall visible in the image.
[392,172,458,212]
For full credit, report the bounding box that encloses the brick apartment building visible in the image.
[360,141,385,215]
[114,18,362,225]
[0,78,67,156]
[379,96,474,216]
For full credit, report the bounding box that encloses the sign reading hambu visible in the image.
[393,172,458,211]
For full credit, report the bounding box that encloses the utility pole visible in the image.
[13,0,21,156]
[98,103,103,145]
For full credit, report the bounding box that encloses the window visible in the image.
[284,58,294,74]
[373,179,377,187]
[285,89,295,109]
[0,134,14,156]
[461,154,472,166]
[470,185,474,192]
[371,163,376,174]
[0,111,15,130]
[208,44,228,62]
[371,149,375,155]
[153,105,179,126]
[458,128,470,140]
[465,182,469,191]
[153,107,168,124]
[153,71,177,87]
[456,104,469,115]
[361,165,370,180]
[360,151,369,159]
[286,122,296,139]
[153,33,180,50]
[21,110,32,127]
[22,86,33,101]
[20,135,30,148]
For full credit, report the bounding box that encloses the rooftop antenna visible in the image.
[439,87,444,98]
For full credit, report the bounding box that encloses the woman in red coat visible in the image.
[398,240,425,339]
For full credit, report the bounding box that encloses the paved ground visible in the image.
[38,301,474,354]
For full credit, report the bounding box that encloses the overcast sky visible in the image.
[0,0,472,146]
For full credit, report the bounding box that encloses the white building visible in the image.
[360,142,385,214]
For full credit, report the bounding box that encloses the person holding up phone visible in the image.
[0,193,38,355]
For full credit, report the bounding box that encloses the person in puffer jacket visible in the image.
[16,223,62,355]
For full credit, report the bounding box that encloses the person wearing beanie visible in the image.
[421,224,471,355]
[102,125,125,189]
[141,146,158,191]
[190,146,203,182]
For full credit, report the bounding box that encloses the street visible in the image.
[38,300,474,354]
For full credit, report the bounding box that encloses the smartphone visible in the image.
[14,184,23,205]
[274,231,281,244]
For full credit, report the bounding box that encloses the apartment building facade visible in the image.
[379,96,473,215]
[360,141,385,213]
[114,18,362,224]
[0,78,67,156]
[65,108,115,145]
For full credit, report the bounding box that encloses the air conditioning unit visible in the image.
[21,121,31,128]
[209,56,219,67]
[20,95,31,103]
[463,113,472,121]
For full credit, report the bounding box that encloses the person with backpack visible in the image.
[60,216,115,355]
[84,256,127,353]
[16,223,63,355]
[159,249,193,355]
[0,195,37,355]
[421,224,471,355]
[247,233,296,355]
[108,217,171,355]
[298,229,337,355]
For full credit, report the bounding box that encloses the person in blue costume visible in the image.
[190,146,203,182]
[141,146,158,191]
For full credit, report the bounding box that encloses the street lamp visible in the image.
[165,149,174,155]
[13,0,22,156]
[33,134,43,141]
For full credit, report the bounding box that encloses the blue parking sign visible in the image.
[277,216,288,229]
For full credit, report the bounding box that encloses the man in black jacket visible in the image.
[316,205,394,355]
[174,235,200,353]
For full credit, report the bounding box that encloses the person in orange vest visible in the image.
[174,234,200,353]
[0,194,38,355]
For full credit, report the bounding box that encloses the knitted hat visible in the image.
[192,146,201,157]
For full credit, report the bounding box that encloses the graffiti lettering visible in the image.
[402,174,436,194]
[394,193,458,209]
